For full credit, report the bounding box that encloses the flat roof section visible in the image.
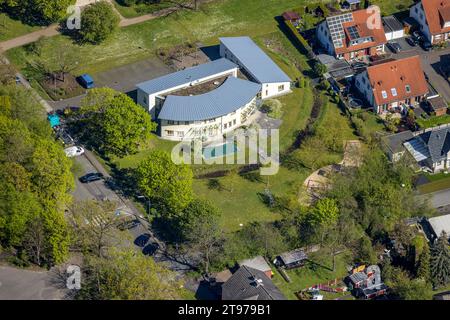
[382,16,404,33]
[158,77,261,121]
[136,58,238,95]
[219,37,291,84]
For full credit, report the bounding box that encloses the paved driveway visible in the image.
[0,266,67,300]
[50,57,172,110]
[393,45,450,102]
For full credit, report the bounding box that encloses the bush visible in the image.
[284,20,314,58]
[259,99,283,119]
[78,1,120,44]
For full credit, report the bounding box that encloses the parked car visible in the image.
[57,130,74,146]
[64,146,85,157]
[405,37,418,47]
[420,41,432,51]
[387,42,401,53]
[79,172,104,183]
[134,233,151,247]
[78,74,95,89]
[142,242,160,256]
[349,97,363,108]
[412,30,423,42]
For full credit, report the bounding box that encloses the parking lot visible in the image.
[50,57,172,110]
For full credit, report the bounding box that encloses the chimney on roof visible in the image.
[377,81,382,86]
[400,76,405,81]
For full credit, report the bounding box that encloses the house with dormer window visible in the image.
[354,56,429,114]
[410,0,450,44]
[316,7,387,61]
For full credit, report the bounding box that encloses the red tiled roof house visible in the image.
[316,7,387,61]
[354,56,429,114]
[410,0,450,44]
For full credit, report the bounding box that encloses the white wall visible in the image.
[260,82,291,99]
[385,29,404,41]
[159,96,258,141]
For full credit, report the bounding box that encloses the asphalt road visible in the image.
[0,266,66,300]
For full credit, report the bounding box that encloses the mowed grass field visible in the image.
[0,12,40,41]
[7,0,320,75]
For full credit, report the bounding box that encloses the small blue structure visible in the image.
[47,114,60,128]
[79,74,94,89]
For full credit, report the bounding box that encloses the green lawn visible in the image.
[0,13,40,41]
[416,114,450,129]
[6,0,322,75]
[376,0,415,16]
[272,251,353,300]
[418,174,450,194]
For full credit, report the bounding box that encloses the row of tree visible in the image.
[0,85,73,266]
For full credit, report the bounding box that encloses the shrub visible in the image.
[78,1,120,44]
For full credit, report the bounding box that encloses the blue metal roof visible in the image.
[158,77,261,121]
[219,37,291,84]
[136,58,238,95]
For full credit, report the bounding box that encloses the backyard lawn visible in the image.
[272,251,353,300]
[418,173,450,194]
[416,114,450,129]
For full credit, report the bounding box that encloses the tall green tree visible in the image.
[78,1,120,44]
[183,200,223,274]
[68,200,127,257]
[308,198,339,227]
[430,232,450,288]
[79,88,156,156]
[78,247,183,300]
[416,244,431,282]
[135,150,194,215]
[0,0,75,24]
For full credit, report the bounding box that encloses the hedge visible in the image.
[284,20,315,59]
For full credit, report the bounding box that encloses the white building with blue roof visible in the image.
[219,36,291,99]
[135,37,292,141]
[136,58,239,118]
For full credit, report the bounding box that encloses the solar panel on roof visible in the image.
[347,25,360,40]
[326,13,353,48]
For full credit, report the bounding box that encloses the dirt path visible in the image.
[0,1,192,52]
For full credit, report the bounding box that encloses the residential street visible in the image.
[0,265,67,300]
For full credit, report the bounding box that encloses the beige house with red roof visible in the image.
[354,56,429,114]
[410,0,450,44]
[316,6,387,61]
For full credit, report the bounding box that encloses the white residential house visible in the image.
[219,37,291,99]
